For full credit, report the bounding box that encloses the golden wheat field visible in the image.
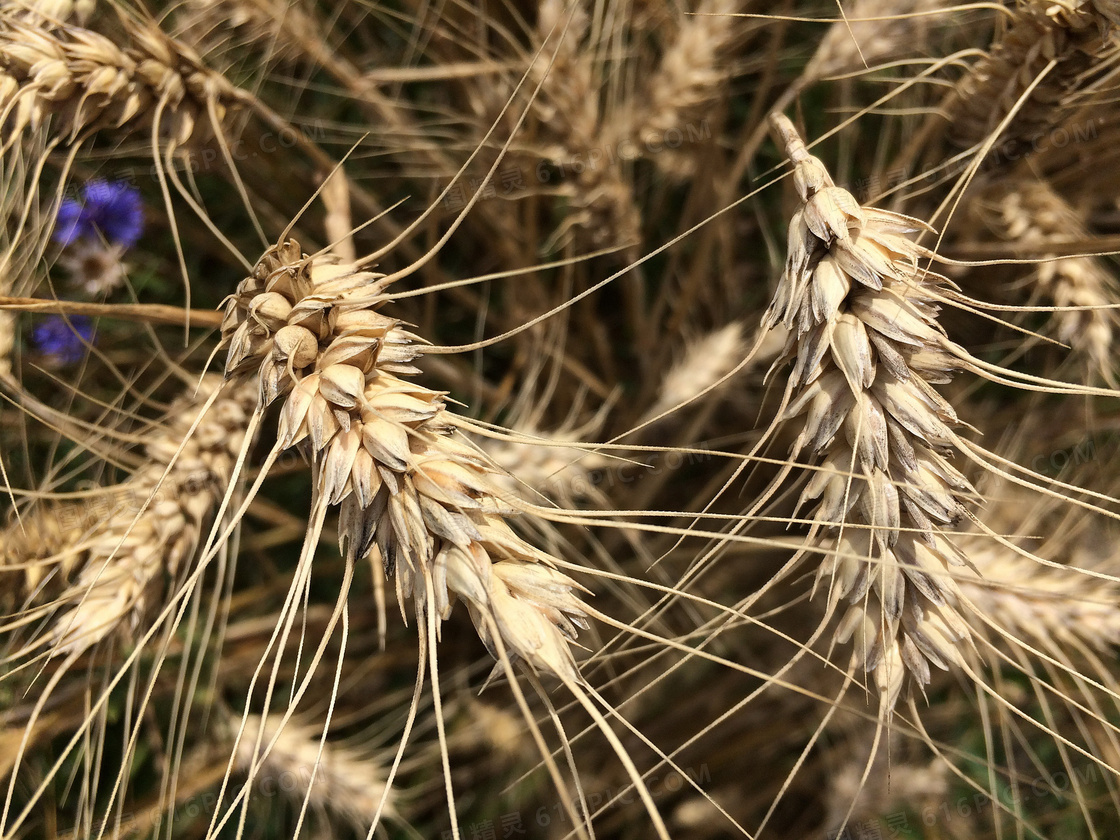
[4,1,1120,838]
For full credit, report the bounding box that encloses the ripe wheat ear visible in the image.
[219,237,673,839]
[762,113,979,713]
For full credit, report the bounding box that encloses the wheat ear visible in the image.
[943,0,1119,156]
[45,375,256,656]
[982,178,1119,382]
[618,0,740,179]
[805,0,961,78]
[643,321,750,422]
[766,114,976,711]
[959,542,1120,653]
[529,0,641,250]
[0,8,235,150]
[230,714,401,830]
[220,240,589,682]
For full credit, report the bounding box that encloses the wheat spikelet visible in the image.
[766,114,977,711]
[44,375,256,656]
[620,0,740,179]
[220,240,589,682]
[230,714,400,830]
[980,178,1119,381]
[0,8,235,150]
[944,0,1119,156]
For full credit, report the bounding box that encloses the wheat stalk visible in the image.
[219,240,590,682]
[44,375,256,656]
[765,113,977,712]
[943,0,1119,156]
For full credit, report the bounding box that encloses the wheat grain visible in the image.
[766,113,976,711]
[46,375,256,656]
[220,240,589,682]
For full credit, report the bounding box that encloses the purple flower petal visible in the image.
[32,315,96,365]
[55,180,145,251]
[53,198,92,246]
[83,180,145,249]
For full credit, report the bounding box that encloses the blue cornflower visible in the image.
[32,315,96,365]
[54,180,145,250]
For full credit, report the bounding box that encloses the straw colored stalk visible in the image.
[766,114,976,711]
[530,0,640,250]
[230,714,400,830]
[0,312,11,382]
[219,240,589,682]
[618,0,740,179]
[41,376,256,656]
[982,178,1118,382]
[944,0,1120,156]
[0,8,235,150]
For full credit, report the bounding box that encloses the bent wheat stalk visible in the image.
[765,114,977,712]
